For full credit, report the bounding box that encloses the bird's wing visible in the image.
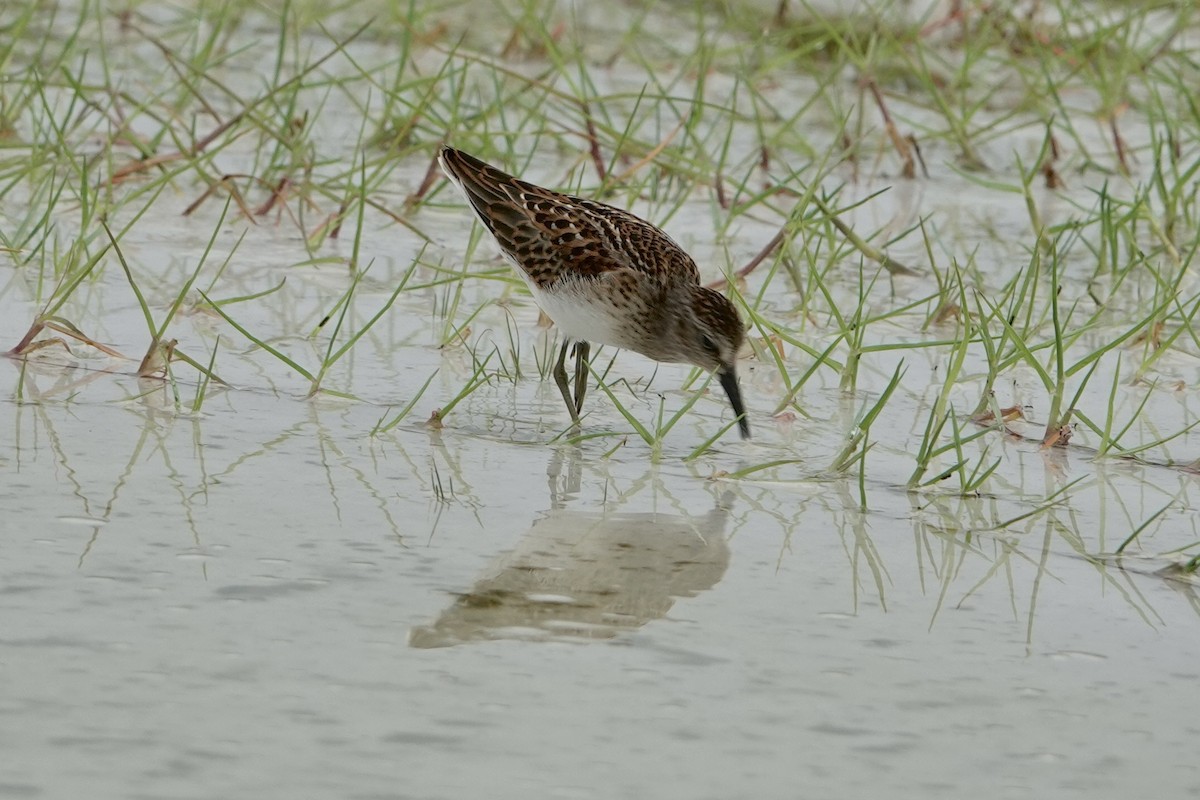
[439,147,700,291]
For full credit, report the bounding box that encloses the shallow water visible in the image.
[4,2,1200,798]
[4,360,1200,799]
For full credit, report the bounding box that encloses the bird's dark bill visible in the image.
[718,368,750,439]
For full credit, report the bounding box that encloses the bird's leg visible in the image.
[553,340,580,424]
[571,341,590,417]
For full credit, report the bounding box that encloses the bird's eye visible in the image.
[700,335,719,355]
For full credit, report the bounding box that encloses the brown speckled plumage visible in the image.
[438,146,750,439]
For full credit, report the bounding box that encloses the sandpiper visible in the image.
[438,146,750,439]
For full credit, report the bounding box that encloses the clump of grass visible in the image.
[201,252,418,399]
[371,369,439,435]
[424,350,496,430]
[584,359,742,458]
[103,212,230,385]
[5,237,121,359]
[828,361,905,508]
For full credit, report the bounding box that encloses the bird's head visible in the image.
[689,287,750,439]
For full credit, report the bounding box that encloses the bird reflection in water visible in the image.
[408,451,732,648]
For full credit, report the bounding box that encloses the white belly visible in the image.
[534,284,629,347]
[497,251,647,350]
